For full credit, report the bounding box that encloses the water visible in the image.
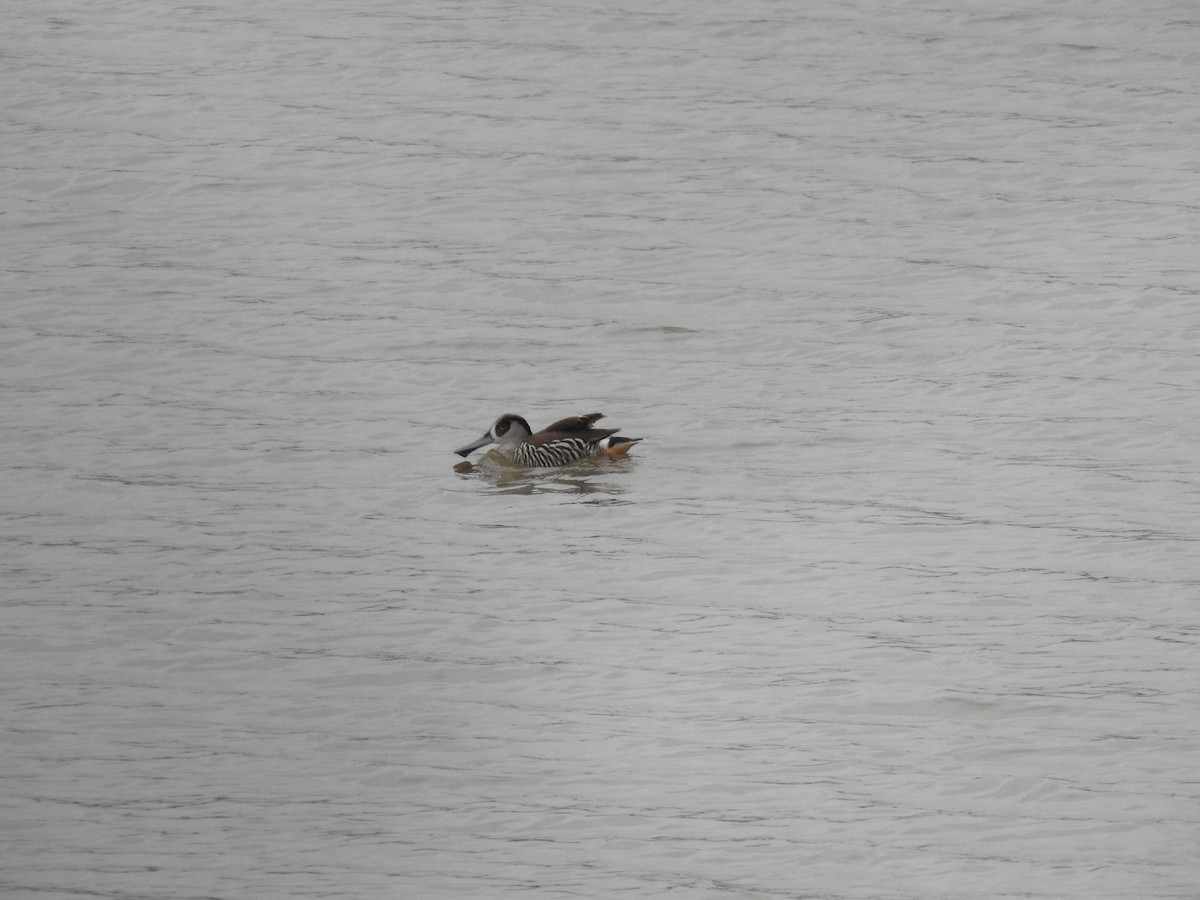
[4,1,1198,898]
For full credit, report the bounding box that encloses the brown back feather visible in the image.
[540,413,605,434]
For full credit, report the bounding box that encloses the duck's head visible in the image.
[454,413,533,457]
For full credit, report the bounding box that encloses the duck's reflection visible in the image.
[453,453,633,497]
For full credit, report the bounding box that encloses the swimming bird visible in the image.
[454,412,641,466]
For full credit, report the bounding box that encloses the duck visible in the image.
[454,412,641,466]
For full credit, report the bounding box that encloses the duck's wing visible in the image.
[532,413,619,446]
[540,413,605,434]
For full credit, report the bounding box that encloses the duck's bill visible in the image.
[454,433,494,457]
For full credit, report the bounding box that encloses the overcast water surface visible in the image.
[3,1,1199,898]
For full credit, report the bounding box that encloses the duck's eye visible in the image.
[495,421,509,436]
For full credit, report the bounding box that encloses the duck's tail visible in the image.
[601,436,642,459]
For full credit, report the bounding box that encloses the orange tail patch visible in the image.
[604,438,642,459]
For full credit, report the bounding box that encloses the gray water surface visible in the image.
[4,1,1199,898]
